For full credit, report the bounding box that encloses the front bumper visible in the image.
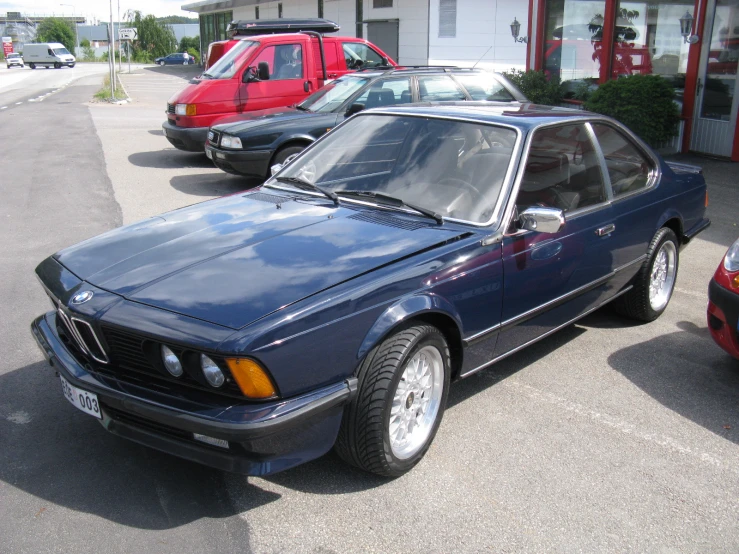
[31,311,356,475]
[707,279,739,360]
[162,120,209,152]
[205,143,273,178]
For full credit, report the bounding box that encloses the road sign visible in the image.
[118,28,137,40]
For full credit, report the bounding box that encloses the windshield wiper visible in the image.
[294,104,311,111]
[274,176,339,206]
[336,190,443,224]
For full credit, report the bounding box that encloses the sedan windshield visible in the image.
[298,76,370,113]
[203,40,257,79]
[269,114,518,224]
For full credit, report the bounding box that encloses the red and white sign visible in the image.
[2,37,13,58]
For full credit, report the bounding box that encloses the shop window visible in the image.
[439,0,457,38]
[699,0,739,120]
[610,0,694,89]
[543,0,606,88]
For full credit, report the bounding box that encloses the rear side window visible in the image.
[312,41,339,76]
[453,73,515,102]
[591,124,652,197]
[343,43,384,70]
[418,75,466,101]
[517,124,606,213]
[354,77,412,108]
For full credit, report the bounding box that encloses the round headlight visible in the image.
[201,354,225,388]
[161,345,183,377]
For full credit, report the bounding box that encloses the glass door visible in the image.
[691,0,739,157]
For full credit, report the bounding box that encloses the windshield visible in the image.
[269,114,518,224]
[298,76,370,112]
[8,53,20,58]
[53,47,71,56]
[203,40,257,80]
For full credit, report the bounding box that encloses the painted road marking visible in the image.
[0,106,6,110]
[14,101,21,104]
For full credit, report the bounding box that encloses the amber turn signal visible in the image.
[186,104,197,116]
[225,358,277,398]
[733,274,739,289]
[705,191,709,207]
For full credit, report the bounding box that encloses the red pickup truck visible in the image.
[163,19,396,152]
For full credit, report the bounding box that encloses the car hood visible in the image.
[54,190,464,329]
[212,108,319,134]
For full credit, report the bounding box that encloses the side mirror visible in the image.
[346,103,365,117]
[518,206,565,234]
[381,56,389,66]
[243,67,257,83]
[257,61,270,81]
[270,163,283,176]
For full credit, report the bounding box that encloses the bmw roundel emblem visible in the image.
[71,290,94,304]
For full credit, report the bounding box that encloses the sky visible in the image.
[0,1,192,23]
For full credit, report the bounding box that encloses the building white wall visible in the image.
[362,0,429,65]
[231,0,359,37]
[428,0,527,72]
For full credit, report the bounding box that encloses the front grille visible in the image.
[101,326,245,400]
[167,103,175,114]
[55,305,109,364]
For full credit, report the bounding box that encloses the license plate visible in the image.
[205,148,213,160]
[60,375,102,419]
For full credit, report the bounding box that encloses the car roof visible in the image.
[347,66,506,78]
[362,102,599,131]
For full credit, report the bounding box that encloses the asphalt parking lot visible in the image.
[0,64,737,553]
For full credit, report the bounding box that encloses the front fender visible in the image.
[357,294,464,360]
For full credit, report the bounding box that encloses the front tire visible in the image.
[335,324,451,477]
[158,60,165,66]
[613,227,679,322]
[54,62,61,69]
[268,144,308,176]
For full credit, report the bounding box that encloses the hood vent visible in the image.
[348,211,430,231]
[244,192,295,204]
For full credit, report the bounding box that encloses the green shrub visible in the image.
[81,46,96,61]
[502,69,563,105]
[133,50,153,63]
[584,74,680,146]
[80,38,90,48]
[186,47,199,63]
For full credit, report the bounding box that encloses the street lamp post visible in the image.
[59,3,78,55]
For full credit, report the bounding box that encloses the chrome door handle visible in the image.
[596,224,616,236]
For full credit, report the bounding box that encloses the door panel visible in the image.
[237,43,311,112]
[495,123,614,356]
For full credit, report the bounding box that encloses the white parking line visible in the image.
[0,106,6,110]
[14,101,21,104]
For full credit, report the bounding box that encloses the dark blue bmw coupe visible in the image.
[32,104,709,477]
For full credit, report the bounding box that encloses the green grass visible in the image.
[94,73,128,101]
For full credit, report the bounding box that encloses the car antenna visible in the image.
[472,46,493,69]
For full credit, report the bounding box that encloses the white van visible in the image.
[22,43,75,69]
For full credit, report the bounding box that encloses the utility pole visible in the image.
[117,0,122,71]
[109,0,114,98]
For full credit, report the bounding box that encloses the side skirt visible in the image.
[459,285,633,379]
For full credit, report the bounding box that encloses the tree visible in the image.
[157,16,198,24]
[80,38,90,48]
[126,10,177,59]
[36,18,76,53]
[179,35,200,53]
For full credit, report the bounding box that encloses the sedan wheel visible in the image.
[158,60,165,66]
[335,324,451,477]
[613,227,679,322]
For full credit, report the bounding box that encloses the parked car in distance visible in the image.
[155,52,196,66]
[205,67,527,178]
[6,52,24,68]
[32,104,709,478]
[22,42,75,69]
[162,18,396,152]
[708,237,739,359]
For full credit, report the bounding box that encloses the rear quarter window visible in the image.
[591,123,653,197]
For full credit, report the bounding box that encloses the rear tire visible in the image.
[158,60,165,66]
[29,63,36,69]
[335,324,451,477]
[613,227,679,322]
